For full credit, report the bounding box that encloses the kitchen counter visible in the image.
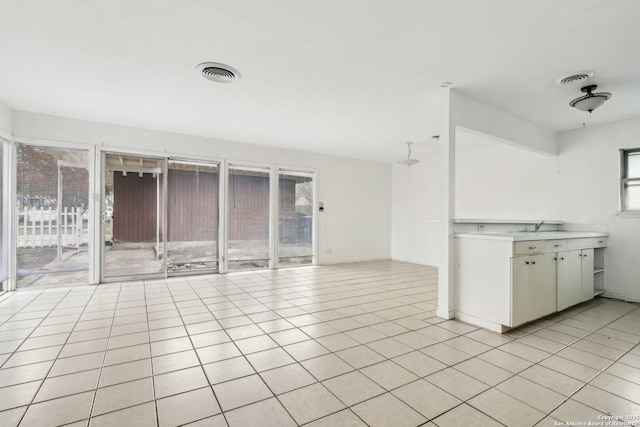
[455,229,608,332]
[456,230,608,242]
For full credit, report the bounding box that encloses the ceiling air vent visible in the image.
[196,62,241,83]
[557,71,594,86]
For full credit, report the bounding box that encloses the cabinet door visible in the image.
[511,254,556,326]
[580,248,595,302]
[530,253,557,319]
[511,256,533,327]
[557,250,582,311]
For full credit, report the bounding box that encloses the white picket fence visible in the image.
[18,207,86,248]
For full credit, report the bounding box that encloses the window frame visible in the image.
[276,168,315,268]
[0,138,9,284]
[620,148,640,213]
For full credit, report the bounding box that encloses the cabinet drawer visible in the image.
[547,239,567,251]
[592,237,607,248]
[514,240,544,255]
[514,239,566,255]
[567,238,594,250]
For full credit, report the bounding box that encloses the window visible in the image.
[621,148,640,212]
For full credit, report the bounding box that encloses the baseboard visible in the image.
[601,291,640,304]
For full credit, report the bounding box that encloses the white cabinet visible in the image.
[593,247,605,296]
[556,251,581,311]
[455,232,607,333]
[580,249,595,302]
[511,253,556,326]
[556,249,594,311]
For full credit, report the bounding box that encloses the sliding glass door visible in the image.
[16,144,90,287]
[226,165,271,270]
[166,160,219,274]
[278,170,314,266]
[13,149,312,284]
[0,139,9,289]
[102,153,165,280]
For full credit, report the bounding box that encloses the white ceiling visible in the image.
[1,0,639,162]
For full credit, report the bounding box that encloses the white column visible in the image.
[436,86,456,320]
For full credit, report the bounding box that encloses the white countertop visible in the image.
[453,218,564,225]
[455,231,608,241]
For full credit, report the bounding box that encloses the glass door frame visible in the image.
[274,167,317,269]
[166,157,222,277]
[223,161,274,272]
[10,138,97,290]
[100,151,168,283]
[2,136,14,292]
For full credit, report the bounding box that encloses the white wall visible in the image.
[13,111,392,265]
[391,145,440,266]
[455,130,561,220]
[557,118,640,301]
[390,113,640,302]
[390,129,560,267]
[451,91,557,156]
[0,100,12,138]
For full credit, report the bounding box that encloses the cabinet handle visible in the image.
[598,240,604,243]
[532,261,536,265]
[554,244,561,247]
[528,246,536,250]
[525,261,530,265]
[561,257,564,260]
[583,254,587,258]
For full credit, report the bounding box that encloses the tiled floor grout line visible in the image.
[13,285,100,426]
[47,296,629,427]
[183,279,305,421]
[307,323,505,425]
[179,274,412,426]
[195,284,445,425]
[0,263,638,427]
[143,279,162,427]
[446,303,640,426]
[0,290,19,305]
[182,274,361,427]
[264,279,426,427]
[83,282,124,424]
[525,305,640,426]
[211,268,600,424]
[3,276,416,351]
[168,276,233,427]
[346,298,634,426]
[0,297,49,369]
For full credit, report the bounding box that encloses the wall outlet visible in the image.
[326,248,332,255]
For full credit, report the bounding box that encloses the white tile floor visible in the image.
[0,260,639,426]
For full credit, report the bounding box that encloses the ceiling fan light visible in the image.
[569,85,612,113]
[570,94,609,112]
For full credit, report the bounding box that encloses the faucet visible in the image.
[534,220,544,232]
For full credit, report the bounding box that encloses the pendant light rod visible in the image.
[398,142,420,167]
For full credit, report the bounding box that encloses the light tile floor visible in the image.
[0,260,639,426]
